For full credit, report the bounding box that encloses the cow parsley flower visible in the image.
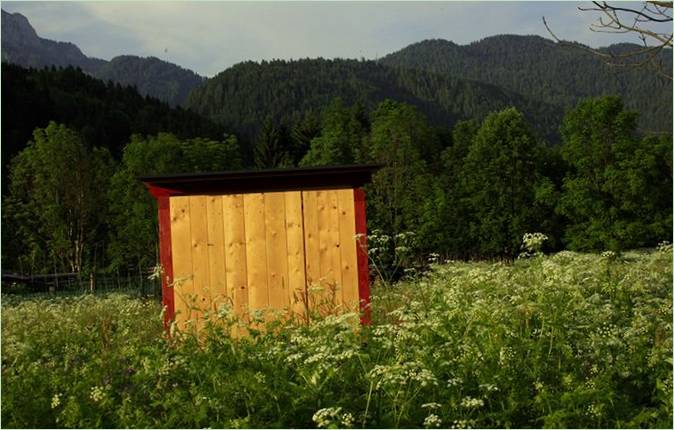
[423,413,442,428]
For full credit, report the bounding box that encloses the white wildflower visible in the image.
[312,407,342,429]
[51,393,61,409]
[423,413,442,428]
[460,396,484,408]
[90,385,106,403]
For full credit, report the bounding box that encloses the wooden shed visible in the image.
[141,165,380,332]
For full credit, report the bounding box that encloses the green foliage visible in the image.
[459,107,553,259]
[1,293,164,428]
[107,133,242,270]
[362,100,442,256]
[289,111,322,164]
[558,96,672,251]
[300,99,369,166]
[437,119,480,257]
[253,119,293,168]
[3,250,671,428]
[3,122,112,273]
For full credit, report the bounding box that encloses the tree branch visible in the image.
[543,1,672,80]
[587,1,672,22]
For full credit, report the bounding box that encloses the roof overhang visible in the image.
[140,164,383,198]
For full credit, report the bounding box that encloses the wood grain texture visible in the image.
[222,194,248,312]
[325,189,343,307]
[167,186,366,333]
[243,193,269,313]
[222,194,248,336]
[316,190,342,309]
[301,191,321,309]
[169,196,194,329]
[285,191,307,321]
[264,192,289,312]
[188,196,210,331]
[206,196,228,310]
[337,189,359,313]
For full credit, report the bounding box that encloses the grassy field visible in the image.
[2,249,672,428]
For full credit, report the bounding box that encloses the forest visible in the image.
[2,60,671,278]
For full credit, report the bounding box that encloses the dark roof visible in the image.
[139,164,382,195]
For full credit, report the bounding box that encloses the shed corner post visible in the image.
[147,185,176,330]
[353,187,371,325]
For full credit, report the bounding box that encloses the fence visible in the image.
[1,269,161,297]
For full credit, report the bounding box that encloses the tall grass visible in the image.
[2,249,671,428]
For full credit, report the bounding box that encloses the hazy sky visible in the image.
[2,1,667,77]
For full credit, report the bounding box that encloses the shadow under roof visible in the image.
[139,164,382,195]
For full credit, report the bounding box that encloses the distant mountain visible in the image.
[380,35,672,134]
[1,9,105,72]
[185,58,563,142]
[1,9,204,106]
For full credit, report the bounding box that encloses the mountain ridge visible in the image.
[1,9,203,106]
[3,9,671,140]
[380,35,672,134]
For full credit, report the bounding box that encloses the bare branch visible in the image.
[592,1,672,22]
[648,1,673,9]
[542,1,672,81]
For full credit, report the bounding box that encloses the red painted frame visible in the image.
[354,188,371,325]
[147,185,177,328]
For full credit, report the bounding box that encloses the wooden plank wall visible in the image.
[169,189,359,329]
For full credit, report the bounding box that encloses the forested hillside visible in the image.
[1,63,223,167]
[93,56,204,107]
[380,35,672,134]
[185,58,562,142]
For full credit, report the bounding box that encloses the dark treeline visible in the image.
[2,82,671,277]
[185,58,563,152]
[1,63,223,171]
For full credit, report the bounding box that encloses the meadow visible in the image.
[2,248,672,428]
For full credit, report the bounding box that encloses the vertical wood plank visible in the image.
[264,192,289,312]
[317,190,342,305]
[316,190,330,303]
[189,196,211,330]
[317,190,343,308]
[284,191,307,321]
[206,195,227,312]
[243,193,269,314]
[302,191,321,310]
[169,196,194,329]
[327,189,343,307]
[222,194,248,335]
[337,189,359,313]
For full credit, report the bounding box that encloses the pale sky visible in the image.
[2,1,670,77]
